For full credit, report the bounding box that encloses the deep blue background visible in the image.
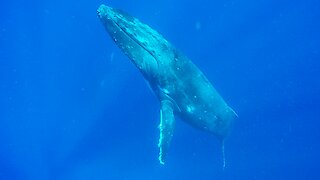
[1,0,319,179]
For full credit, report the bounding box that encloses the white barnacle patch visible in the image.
[186,105,195,113]
[162,88,169,94]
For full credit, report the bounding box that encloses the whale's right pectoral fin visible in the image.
[158,100,175,165]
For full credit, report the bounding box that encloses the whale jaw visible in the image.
[98,4,172,79]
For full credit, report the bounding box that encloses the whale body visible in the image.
[97,4,237,165]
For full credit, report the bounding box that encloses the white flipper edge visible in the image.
[222,140,226,170]
[158,100,175,165]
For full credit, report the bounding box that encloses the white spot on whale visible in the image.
[186,105,195,113]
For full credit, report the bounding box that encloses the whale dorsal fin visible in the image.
[158,100,175,164]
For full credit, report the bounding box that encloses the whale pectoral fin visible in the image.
[158,100,175,165]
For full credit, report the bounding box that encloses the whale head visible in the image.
[97,4,174,80]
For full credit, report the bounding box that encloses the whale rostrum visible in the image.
[97,4,237,165]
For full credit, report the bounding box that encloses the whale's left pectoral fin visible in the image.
[158,100,175,165]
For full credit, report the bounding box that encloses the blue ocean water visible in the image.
[1,0,319,179]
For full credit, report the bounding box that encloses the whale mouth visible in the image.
[97,5,145,50]
[98,4,160,70]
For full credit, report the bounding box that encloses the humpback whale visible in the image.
[97,4,237,165]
